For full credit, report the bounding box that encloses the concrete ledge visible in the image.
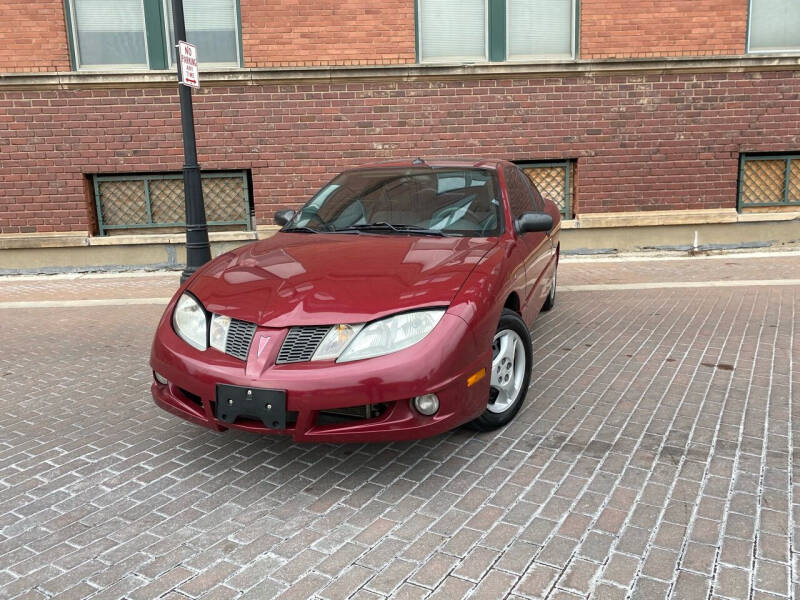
[737,211,800,222]
[571,208,739,229]
[3,208,789,250]
[0,233,89,250]
[0,230,261,250]
[0,230,272,274]
[2,54,800,90]
[88,230,257,246]
[0,240,248,275]
[561,219,800,254]
[560,209,800,230]
[2,210,799,273]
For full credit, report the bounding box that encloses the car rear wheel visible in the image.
[467,308,532,431]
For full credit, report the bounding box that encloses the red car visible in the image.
[150,159,560,442]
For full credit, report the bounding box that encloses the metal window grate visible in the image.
[739,154,800,210]
[225,319,258,361]
[93,171,251,234]
[276,326,332,364]
[518,161,574,219]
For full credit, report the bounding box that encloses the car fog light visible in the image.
[412,394,439,416]
[153,371,168,385]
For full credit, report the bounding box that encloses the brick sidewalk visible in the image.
[0,256,798,599]
[1,253,799,303]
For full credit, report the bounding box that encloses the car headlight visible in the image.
[209,313,232,353]
[172,293,208,350]
[312,323,364,361]
[337,309,445,363]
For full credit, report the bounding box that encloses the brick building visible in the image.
[1,0,799,270]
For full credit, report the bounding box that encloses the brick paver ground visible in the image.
[1,251,799,303]
[560,253,800,286]
[0,254,798,599]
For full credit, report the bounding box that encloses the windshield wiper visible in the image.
[282,226,322,233]
[334,222,451,237]
[283,225,363,235]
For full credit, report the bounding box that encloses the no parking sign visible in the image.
[178,41,199,88]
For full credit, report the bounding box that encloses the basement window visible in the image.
[92,171,253,235]
[516,160,575,219]
[738,154,800,211]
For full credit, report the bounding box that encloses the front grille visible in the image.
[316,403,389,425]
[177,387,203,408]
[225,319,258,360]
[276,325,331,364]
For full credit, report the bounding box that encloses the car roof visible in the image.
[345,158,509,171]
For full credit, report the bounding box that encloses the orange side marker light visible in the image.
[467,368,486,387]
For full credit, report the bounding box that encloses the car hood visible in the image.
[188,232,498,327]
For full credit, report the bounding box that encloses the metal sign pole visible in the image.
[172,0,211,283]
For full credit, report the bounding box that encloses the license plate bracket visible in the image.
[215,384,287,429]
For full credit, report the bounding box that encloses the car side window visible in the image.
[503,165,536,219]
[521,175,545,212]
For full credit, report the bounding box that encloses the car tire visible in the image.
[467,308,533,431]
[541,262,557,312]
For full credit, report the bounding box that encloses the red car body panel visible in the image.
[150,158,560,442]
[190,234,497,327]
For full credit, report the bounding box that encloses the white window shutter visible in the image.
[507,0,574,60]
[72,0,148,68]
[165,0,240,66]
[420,0,487,63]
[750,0,800,52]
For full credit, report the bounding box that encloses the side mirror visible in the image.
[515,212,553,234]
[274,209,296,227]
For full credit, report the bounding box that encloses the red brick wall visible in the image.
[241,0,415,67]
[580,0,748,59]
[0,0,758,73]
[1,71,798,233]
[0,0,71,72]
[0,0,414,73]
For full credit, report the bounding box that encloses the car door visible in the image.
[502,165,549,324]
[521,174,557,308]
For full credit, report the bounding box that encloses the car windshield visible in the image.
[286,167,502,237]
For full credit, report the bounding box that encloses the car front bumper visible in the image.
[150,311,492,443]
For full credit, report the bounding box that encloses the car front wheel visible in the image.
[468,308,533,431]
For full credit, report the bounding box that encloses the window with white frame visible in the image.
[748,0,800,53]
[69,0,150,69]
[507,0,575,60]
[164,0,240,67]
[417,0,576,64]
[419,0,487,63]
[66,0,241,71]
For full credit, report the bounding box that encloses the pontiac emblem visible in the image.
[257,335,271,358]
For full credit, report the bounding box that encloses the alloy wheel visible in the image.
[488,329,526,413]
